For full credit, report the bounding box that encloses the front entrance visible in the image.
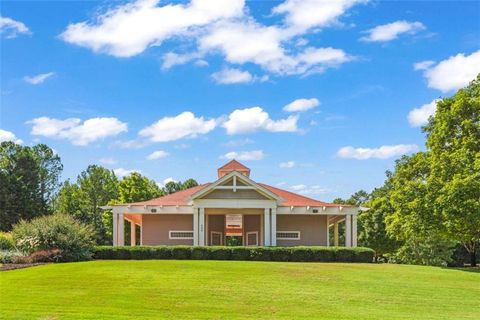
[206,211,263,246]
[225,235,243,246]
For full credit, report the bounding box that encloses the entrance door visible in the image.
[246,231,258,246]
[211,231,223,246]
[225,236,243,246]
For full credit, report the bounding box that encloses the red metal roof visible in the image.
[121,182,343,208]
[218,160,250,171]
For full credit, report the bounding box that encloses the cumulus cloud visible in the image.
[283,98,319,112]
[60,0,244,57]
[114,168,142,178]
[59,0,360,77]
[413,60,435,71]
[0,129,23,144]
[223,107,298,135]
[146,150,169,160]
[27,116,127,146]
[221,150,264,161]
[408,99,440,127]
[337,144,419,160]
[279,161,295,168]
[139,112,216,142]
[211,68,268,84]
[416,50,480,92]
[360,20,425,42]
[0,16,30,39]
[24,72,55,85]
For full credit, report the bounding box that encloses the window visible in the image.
[169,231,194,239]
[276,231,300,240]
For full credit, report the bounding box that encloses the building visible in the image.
[107,160,363,247]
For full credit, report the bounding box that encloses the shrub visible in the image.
[14,249,63,264]
[0,232,15,250]
[12,213,95,262]
[209,247,231,260]
[171,246,191,259]
[92,246,375,263]
[0,250,25,264]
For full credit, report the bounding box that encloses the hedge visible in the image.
[93,246,374,263]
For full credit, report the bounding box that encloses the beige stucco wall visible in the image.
[202,189,268,200]
[276,215,327,246]
[142,214,193,245]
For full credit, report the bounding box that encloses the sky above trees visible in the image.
[1,0,479,201]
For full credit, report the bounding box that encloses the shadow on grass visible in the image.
[443,266,480,273]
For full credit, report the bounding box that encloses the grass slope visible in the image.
[0,261,478,319]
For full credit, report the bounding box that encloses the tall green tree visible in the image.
[56,165,118,244]
[115,172,163,204]
[0,142,62,231]
[425,75,480,266]
[163,179,199,194]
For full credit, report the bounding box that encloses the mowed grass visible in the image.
[0,261,479,319]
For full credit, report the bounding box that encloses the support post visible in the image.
[130,221,136,246]
[193,208,199,246]
[345,215,352,247]
[113,212,118,246]
[199,207,205,246]
[271,208,277,246]
[326,216,330,247]
[334,222,339,247]
[352,215,358,247]
[118,213,125,246]
[263,208,271,246]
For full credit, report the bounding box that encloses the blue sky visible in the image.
[1,0,479,201]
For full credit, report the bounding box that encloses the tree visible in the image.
[425,75,480,266]
[358,173,399,261]
[115,172,163,204]
[56,165,118,244]
[163,179,199,194]
[0,142,62,231]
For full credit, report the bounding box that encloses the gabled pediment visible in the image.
[190,170,282,202]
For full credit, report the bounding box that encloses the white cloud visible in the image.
[408,99,440,127]
[146,150,169,160]
[337,144,419,160]
[112,139,149,149]
[211,68,268,84]
[279,161,295,168]
[290,184,306,191]
[417,51,480,92]
[221,150,264,161]
[223,138,254,147]
[360,20,425,42]
[223,107,298,134]
[114,167,142,178]
[273,0,367,34]
[0,129,23,144]
[60,0,360,77]
[157,177,178,188]
[24,72,55,85]
[140,112,216,143]
[99,157,118,165]
[283,98,319,112]
[28,116,127,146]
[60,0,244,57]
[413,60,435,71]
[0,16,30,39]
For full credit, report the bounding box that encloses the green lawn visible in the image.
[0,261,478,319]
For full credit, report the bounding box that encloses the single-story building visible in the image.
[106,160,363,247]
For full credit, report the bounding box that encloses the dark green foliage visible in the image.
[0,142,62,231]
[12,213,95,261]
[93,246,375,263]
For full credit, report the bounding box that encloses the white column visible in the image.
[263,208,271,246]
[271,208,277,246]
[345,215,352,247]
[193,208,199,246]
[199,207,205,246]
[326,216,330,247]
[130,222,136,246]
[352,215,358,247]
[118,213,125,246]
[334,222,339,247]
[112,212,118,246]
